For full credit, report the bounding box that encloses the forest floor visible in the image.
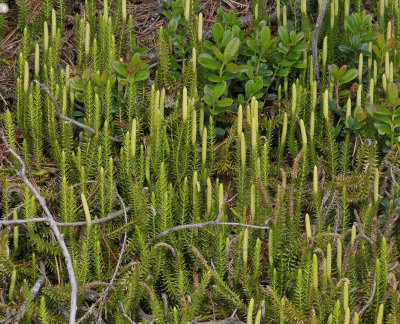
[0,0,266,103]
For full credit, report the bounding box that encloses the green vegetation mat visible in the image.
[1,0,400,323]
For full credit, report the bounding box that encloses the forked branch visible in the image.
[0,127,78,324]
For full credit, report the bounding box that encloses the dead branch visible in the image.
[148,221,268,247]
[0,128,78,324]
[257,177,270,206]
[0,207,130,227]
[216,192,228,222]
[194,319,245,324]
[79,281,117,294]
[353,222,374,246]
[147,190,266,246]
[119,296,136,324]
[189,308,245,323]
[76,191,128,323]
[1,203,24,225]
[357,274,378,318]
[96,191,128,319]
[0,309,12,324]
[33,80,122,143]
[12,259,46,323]
[312,0,329,82]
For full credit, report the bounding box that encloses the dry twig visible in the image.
[0,127,78,324]
[148,192,268,246]
[148,221,268,247]
[0,207,130,227]
[76,191,129,323]
[33,80,122,143]
[353,222,374,246]
[312,0,329,82]
[357,274,378,318]
[12,259,46,323]
[119,296,136,324]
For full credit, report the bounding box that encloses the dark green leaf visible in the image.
[374,121,392,135]
[213,81,227,99]
[293,61,306,69]
[237,65,250,73]
[168,19,178,33]
[352,35,361,49]
[278,26,290,46]
[345,16,357,35]
[260,26,271,48]
[276,68,289,77]
[224,37,240,61]
[69,78,84,91]
[212,23,224,43]
[134,70,149,82]
[340,69,358,84]
[209,106,227,115]
[112,61,129,78]
[217,97,233,107]
[246,39,260,54]
[73,110,85,117]
[208,74,224,82]
[212,46,224,61]
[226,63,239,73]
[387,82,399,105]
[338,45,354,55]
[291,43,308,52]
[347,116,361,131]
[245,80,254,98]
[215,127,226,137]
[199,54,221,70]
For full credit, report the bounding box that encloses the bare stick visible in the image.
[1,179,101,227]
[13,260,46,323]
[196,319,245,324]
[119,296,136,324]
[0,207,130,226]
[312,0,329,82]
[1,203,24,224]
[148,191,267,246]
[353,222,374,246]
[33,80,121,143]
[0,128,78,324]
[357,274,377,318]
[0,309,12,324]
[76,192,128,323]
[189,308,244,323]
[257,177,270,205]
[215,192,228,222]
[96,192,128,319]
[148,222,268,247]
[389,165,400,190]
